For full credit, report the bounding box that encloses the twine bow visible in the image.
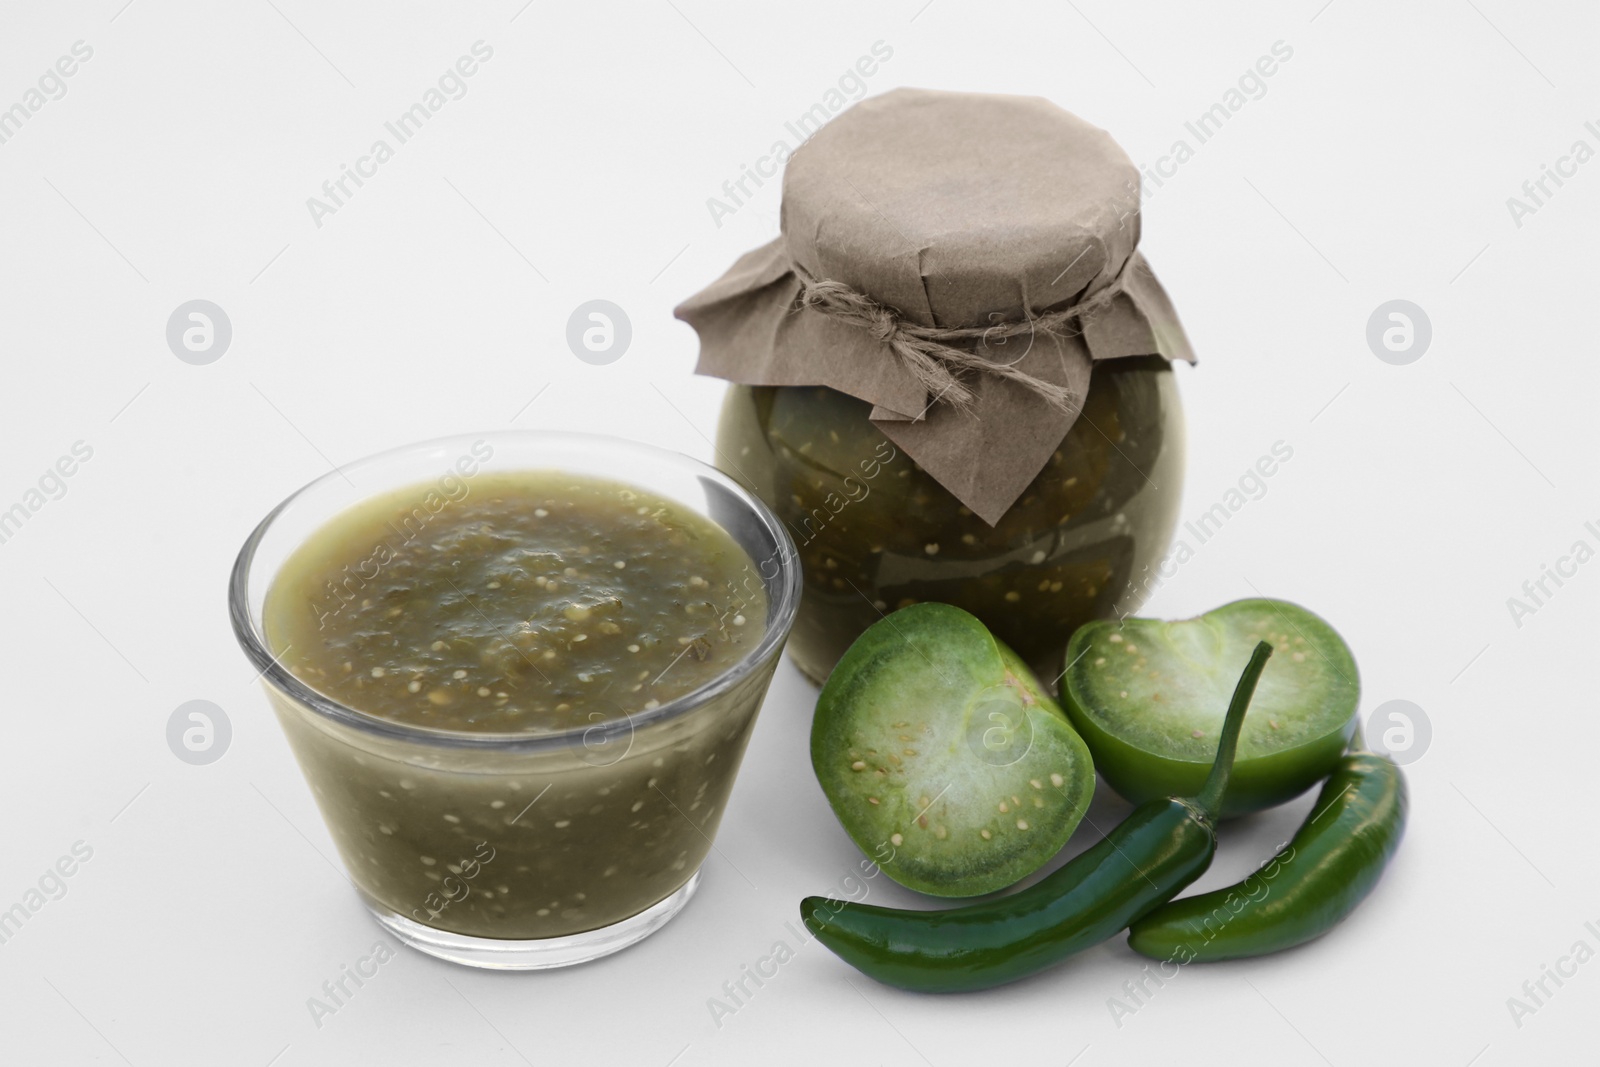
[793,260,1133,413]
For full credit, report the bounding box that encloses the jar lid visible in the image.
[676,87,1193,524]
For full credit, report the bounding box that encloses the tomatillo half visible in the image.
[811,603,1095,897]
[1061,598,1357,817]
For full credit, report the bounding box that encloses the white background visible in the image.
[1,1,1596,1064]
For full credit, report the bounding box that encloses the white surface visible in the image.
[1,1,1596,1064]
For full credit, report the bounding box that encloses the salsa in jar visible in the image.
[716,356,1183,683]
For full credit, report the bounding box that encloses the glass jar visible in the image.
[716,356,1183,685]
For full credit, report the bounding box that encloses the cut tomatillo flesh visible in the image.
[811,603,1095,897]
[1062,599,1357,817]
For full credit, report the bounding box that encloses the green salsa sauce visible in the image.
[266,472,767,732]
[259,471,772,940]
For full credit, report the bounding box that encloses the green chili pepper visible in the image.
[798,641,1273,993]
[1126,741,1406,963]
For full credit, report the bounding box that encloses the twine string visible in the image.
[793,260,1133,413]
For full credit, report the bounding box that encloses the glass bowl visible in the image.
[230,431,800,969]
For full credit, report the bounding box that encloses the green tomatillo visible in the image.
[1061,598,1357,817]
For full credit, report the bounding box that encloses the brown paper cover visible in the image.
[676,88,1193,524]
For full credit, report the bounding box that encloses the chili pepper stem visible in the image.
[1195,641,1273,817]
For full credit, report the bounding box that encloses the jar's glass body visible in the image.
[715,357,1184,684]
